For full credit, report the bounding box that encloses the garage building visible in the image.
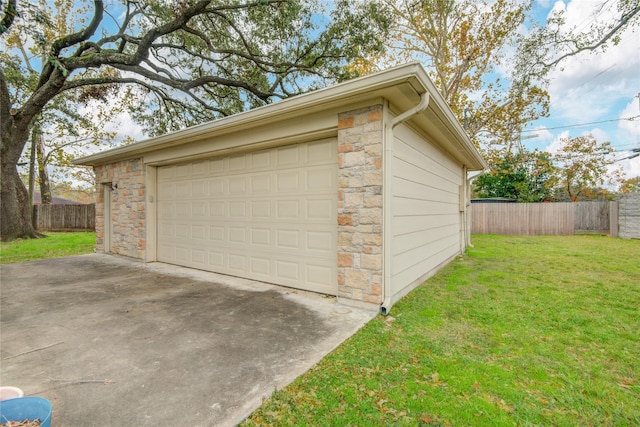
[75,63,487,313]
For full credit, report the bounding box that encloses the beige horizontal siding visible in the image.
[391,123,463,296]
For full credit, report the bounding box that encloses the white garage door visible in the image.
[156,139,338,295]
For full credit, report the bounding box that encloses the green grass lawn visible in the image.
[0,232,96,264]
[242,235,640,427]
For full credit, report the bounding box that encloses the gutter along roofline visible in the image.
[74,62,486,170]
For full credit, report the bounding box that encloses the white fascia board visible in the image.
[74,62,486,170]
[74,63,426,166]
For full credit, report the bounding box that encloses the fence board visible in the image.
[34,204,95,231]
[574,201,609,233]
[609,201,619,238]
[471,202,610,235]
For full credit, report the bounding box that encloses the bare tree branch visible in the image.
[543,3,640,68]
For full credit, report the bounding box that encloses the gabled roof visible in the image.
[75,62,487,171]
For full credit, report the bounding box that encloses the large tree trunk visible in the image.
[1,157,41,241]
[0,114,42,241]
[35,131,52,204]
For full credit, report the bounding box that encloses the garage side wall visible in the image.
[94,158,146,258]
[390,123,463,298]
[337,105,384,307]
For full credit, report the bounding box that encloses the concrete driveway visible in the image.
[0,254,375,426]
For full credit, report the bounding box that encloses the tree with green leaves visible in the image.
[552,135,623,202]
[351,0,550,150]
[0,0,390,241]
[474,149,557,202]
[619,176,640,193]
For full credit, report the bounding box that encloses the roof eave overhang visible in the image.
[74,62,486,170]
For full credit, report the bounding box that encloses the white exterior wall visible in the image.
[390,123,463,297]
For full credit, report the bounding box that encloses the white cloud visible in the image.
[618,99,640,137]
[77,95,147,153]
[544,1,640,123]
[102,111,147,144]
[536,0,553,9]
[536,127,554,143]
[619,156,640,178]
[545,130,572,154]
[584,127,609,143]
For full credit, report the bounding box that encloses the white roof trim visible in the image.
[75,62,486,170]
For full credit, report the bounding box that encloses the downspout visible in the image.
[465,169,487,248]
[380,92,430,316]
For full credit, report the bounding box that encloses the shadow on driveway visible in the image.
[0,254,375,426]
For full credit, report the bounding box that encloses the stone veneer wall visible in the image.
[337,105,384,306]
[619,192,640,239]
[94,158,146,259]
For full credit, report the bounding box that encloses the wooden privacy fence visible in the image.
[34,204,95,231]
[471,201,612,236]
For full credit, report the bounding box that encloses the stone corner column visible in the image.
[337,105,384,309]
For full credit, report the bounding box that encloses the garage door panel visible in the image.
[228,176,247,195]
[276,171,301,193]
[158,222,174,238]
[191,225,207,240]
[228,201,246,218]
[307,199,335,221]
[276,229,299,249]
[250,256,271,275]
[276,259,299,281]
[192,249,206,264]
[251,150,271,168]
[209,178,225,195]
[307,264,334,289]
[276,200,299,218]
[228,227,246,243]
[157,139,338,295]
[250,228,271,246]
[307,230,334,251]
[192,201,208,217]
[210,158,224,173]
[229,154,247,171]
[209,250,224,267]
[159,245,174,259]
[175,163,191,178]
[176,203,190,217]
[191,179,207,196]
[191,160,208,175]
[251,201,271,218]
[307,139,335,162]
[210,202,225,217]
[175,246,189,262]
[251,174,272,193]
[307,168,334,190]
[158,202,174,219]
[158,182,175,199]
[175,182,191,198]
[210,226,224,241]
[277,144,300,166]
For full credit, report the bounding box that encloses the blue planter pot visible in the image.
[0,397,52,427]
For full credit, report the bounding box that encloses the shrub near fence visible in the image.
[471,201,611,236]
[34,204,95,231]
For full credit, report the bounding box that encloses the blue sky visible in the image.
[523,0,640,179]
[24,0,637,182]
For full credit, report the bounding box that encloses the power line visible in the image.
[522,115,640,133]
